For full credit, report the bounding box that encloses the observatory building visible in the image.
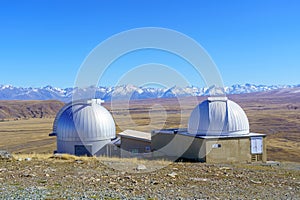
[152,96,267,163]
[49,99,120,156]
[50,97,266,163]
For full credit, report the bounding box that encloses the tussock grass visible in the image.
[12,153,88,161]
[97,155,172,165]
[11,153,171,165]
[13,153,53,160]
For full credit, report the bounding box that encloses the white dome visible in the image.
[53,99,116,141]
[188,97,249,136]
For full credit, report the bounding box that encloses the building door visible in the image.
[251,137,263,154]
[75,145,92,156]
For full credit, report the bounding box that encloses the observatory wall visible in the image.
[151,132,206,161]
[95,143,121,157]
[205,137,251,163]
[151,131,267,163]
[57,139,112,156]
[120,137,151,158]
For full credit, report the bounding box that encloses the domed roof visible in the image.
[188,97,249,136]
[53,99,116,141]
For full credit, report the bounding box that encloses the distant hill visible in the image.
[0,84,299,102]
[0,100,64,120]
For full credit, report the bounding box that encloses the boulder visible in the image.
[0,150,13,160]
[136,164,147,171]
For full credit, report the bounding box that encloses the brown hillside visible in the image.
[0,100,64,120]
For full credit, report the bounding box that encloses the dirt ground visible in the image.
[0,155,299,199]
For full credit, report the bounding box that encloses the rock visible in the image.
[190,177,208,182]
[151,180,159,185]
[51,153,63,159]
[250,179,262,184]
[0,150,13,160]
[109,181,117,185]
[22,173,35,178]
[262,161,281,166]
[75,159,84,164]
[25,157,32,161]
[219,167,231,170]
[136,164,147,171]
[167,172,178,178]
[131,179,137,184]
[124,175,131,179]
[0,168,7,172]
[111,175,118,179]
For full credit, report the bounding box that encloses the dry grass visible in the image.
[12,153,101,163]
[97,155,172,166]
[11,153,172,172]
[12,153,54,160]
[0,118,56,153]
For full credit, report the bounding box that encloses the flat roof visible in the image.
[152,128,266,139]
[118,129,151,142]
[196,132,266,139]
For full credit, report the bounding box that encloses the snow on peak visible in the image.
[0,83,298,102]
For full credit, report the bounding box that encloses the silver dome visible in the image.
[188,97,249,136]
[53,99,116,142]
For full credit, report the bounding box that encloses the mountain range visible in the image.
[0,84,299,102]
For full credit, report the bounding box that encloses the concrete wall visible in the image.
[120,137,151,158]
[95,143,120,158]
[262,137,267,162]
[205,137,251,163]
[57,139,111,156]
[205,136,267,163]
[151,132,267,163]
[151,133,202,160]
[182,138,206,162]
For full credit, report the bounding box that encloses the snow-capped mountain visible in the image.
[0,84,299,102]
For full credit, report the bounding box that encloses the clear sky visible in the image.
[0,0,299,88]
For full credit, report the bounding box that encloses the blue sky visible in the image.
[0,0,299,88]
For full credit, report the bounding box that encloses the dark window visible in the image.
[212,143,221,148]
[131,149,139,154]
[145,146,151,152]
[75,145,92,156]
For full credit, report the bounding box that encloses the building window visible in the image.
[74,145,92,156]
[212,143,221,148]
[131,149,139,154]
[145,146,151,152]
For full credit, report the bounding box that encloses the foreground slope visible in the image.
[0,156,299,199]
